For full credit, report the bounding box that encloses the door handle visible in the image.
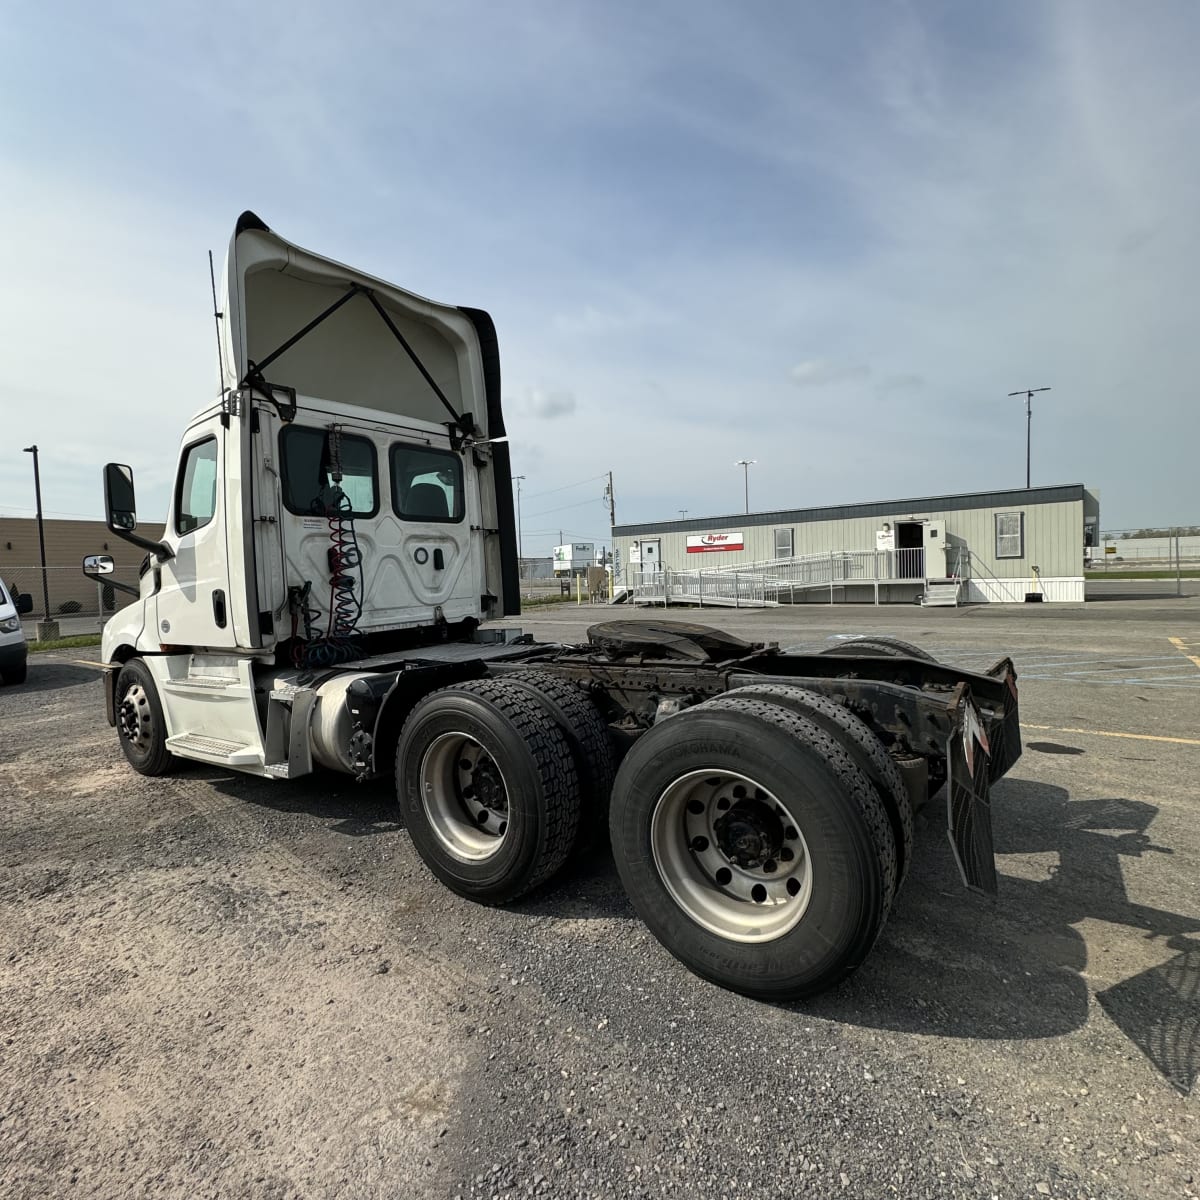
[212,589,228,628]
[433,548,444,571]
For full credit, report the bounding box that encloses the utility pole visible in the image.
[603,471,617,585]
[512,475,525,594]
[1007,387,1051,489]
[735,459,756,514]
[22,444,53,636]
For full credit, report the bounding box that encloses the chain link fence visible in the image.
[4,564,118,625]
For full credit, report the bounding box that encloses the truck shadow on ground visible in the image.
[17,662,102,696]
[804,779,1198,1094]
[216,768,404,838]
[201,764,1198,1092]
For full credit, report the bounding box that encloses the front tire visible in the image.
[396,679,581,904]
[115,658,176,776]
[609,698,898,1001]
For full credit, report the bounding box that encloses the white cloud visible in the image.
[877,373,925,394]
[520,389,578,420]
[789,360,871,388]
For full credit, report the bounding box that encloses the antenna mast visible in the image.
[208,250,227,394]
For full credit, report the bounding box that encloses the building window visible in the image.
[995,511,1024,559]
[176,438,219,535]
[774,527,794,559]
[280,426,379,517]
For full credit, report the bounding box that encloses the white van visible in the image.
[0,580,31,685]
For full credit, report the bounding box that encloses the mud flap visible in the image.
[984,657,1022,782]
[946,699,998,895]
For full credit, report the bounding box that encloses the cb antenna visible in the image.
[208,250,227,394]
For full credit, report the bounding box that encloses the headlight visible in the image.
[0,616,20,634]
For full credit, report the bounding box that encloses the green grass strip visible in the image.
[28,634,103,653]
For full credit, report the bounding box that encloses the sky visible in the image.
[2,0,1197,552]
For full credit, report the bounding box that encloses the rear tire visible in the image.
[820,637,936,662]
[504,669,616,852]
[396,679,581,904]
[115,658,176,776]
[713,684,913,887]
[609,698,898,1000]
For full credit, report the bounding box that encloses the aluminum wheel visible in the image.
[118,683,154,751]
[420,732,510,861]
[650,768,813,943]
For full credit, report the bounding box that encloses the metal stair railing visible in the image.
[631,549,940,607]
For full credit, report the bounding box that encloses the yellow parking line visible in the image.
[1023,723,1200,747]
[1168,637,1200,670]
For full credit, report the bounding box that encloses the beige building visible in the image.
[613,483,1100,604]
[0,517,164,620]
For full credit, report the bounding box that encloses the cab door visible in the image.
[152,417,238,649]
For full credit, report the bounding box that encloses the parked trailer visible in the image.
[84,213,1021,1001]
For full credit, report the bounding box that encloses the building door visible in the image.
[923,520,946,578]
[895,521,925,579]
[640,539,661,579]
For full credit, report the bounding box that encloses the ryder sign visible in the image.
[686,531,745,554]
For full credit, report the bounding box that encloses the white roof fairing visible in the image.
[218,213,487,436]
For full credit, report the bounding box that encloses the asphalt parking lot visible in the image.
[1,596,1198,1199]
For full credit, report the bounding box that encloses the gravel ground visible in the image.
[1,596,1198,1199]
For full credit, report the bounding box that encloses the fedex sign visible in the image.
[686,531,745,553]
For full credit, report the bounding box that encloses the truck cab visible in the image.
[98,211,518,669]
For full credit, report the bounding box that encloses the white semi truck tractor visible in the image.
[84,213,1022,1001]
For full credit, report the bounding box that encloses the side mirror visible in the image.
[15,592,33,615]
[83,554,115,577]
[104,463,137,532]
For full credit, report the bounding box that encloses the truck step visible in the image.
[165,733,263,767]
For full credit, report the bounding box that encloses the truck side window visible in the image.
[390,445,463,523]
[280,426,379,517]
[176,438,219,536]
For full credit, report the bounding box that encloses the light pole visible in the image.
[22,444,53,636]
[1007,387,1051,489]
[512,475,526,594]
[678,509,688,521]
[735,459,756,514]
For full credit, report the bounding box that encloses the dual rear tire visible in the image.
[396,675,614,904]
[397,673,912,1001]
[609,694,902,1000]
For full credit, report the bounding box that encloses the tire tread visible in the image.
[718,683,914,886]
[504,669,616,847]
[399,678,580,899]
[697,695,898,937]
